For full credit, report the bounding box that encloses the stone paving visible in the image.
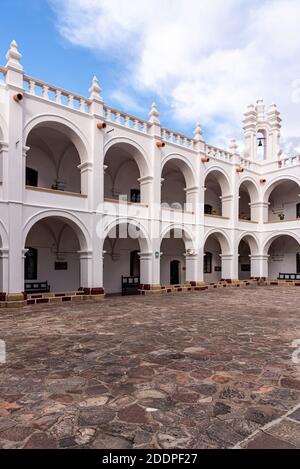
[0,285,300,449]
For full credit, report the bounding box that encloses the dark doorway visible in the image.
[25,247,38,280]
[297,203,300,219]
[130,250,140,276]
[26,167,38,187]
[170,260,180,285]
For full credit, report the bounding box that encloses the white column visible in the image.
[0,248,9,293]
[79,250,93,288]
[185,252,200,283]
[78,162,93,200]
[250,202,268,222]
[185,186,199,212]
[0,142,9,199]
[250,254,269,278]
[220,195,233,218]
[139,252,153,285]
[220,254,236,280]
[138,176,153,205]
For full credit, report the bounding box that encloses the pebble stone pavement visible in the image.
[0,285,300,449]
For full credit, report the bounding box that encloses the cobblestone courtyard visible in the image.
[1,286,300,449]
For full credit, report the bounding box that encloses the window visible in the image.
[297,203,300,219]
[26,167,38,187]
[204,204,212,215]
[130,189,141,203]
[297,253,300,274]
[25,247,38,280]
[130,250,140,277]
[204,252,212,274]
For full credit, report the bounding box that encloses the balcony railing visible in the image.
[205,144,233,162]
[161,128,195,149]
[278,155,300,168]
[23,75,91,113]
[104,106,149,134]
[26,185,87,198]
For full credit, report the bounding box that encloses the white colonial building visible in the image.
[0,40,299,305]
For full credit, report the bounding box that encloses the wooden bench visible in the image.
[24,281,50,293]
[278,273,300,281]
[122,276,140,296]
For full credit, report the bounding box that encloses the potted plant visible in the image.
[278,212,285,221]
[52,179,66,191]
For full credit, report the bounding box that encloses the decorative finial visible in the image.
[194,122,203,141]
[148,102,160,124]
[5,39,22,70]
[256,98,265,118]
[89,75,103,102]
[229,138,238,153]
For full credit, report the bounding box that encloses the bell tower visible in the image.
[243,99,282,161]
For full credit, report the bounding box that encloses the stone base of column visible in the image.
[1,292,26,308]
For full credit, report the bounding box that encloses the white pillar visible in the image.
[185,186,199,212]
[78,162,93,200]
[0,248,9,293]
[139,252,152,285]
[138,176,153,205]
[250,254,269,278]
[185,252,200,283]
[250,202,268,222]
[220,254,236,280]
[220,195,233,218]
[79,250,93,288]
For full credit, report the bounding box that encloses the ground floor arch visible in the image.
[103,221,151,294]
[238,234,259,279]
[203,231,231,282]
[160,225,196,285]
[24,215,90,293]
[264,234,300,279]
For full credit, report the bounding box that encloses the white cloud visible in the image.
[50,0,300,152]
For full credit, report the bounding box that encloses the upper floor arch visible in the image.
[104,137,151,204]
[263,175,300,222]
[24,115,90,194]
[238,177,260,221]
[161,154,197,210]
[204,168,232,217]
[160,223,195,252]
[23,209,91,251]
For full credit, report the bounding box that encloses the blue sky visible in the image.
[1,0,300,153]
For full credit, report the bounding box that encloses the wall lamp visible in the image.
[13,93,23,103]
[97,121,107,130]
